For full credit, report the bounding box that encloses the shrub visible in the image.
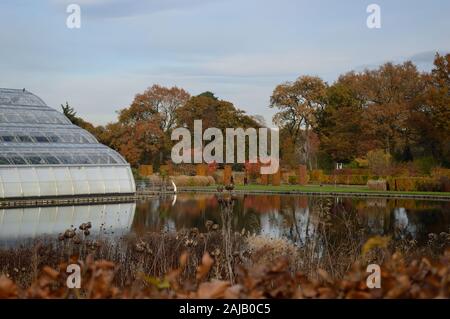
[244,161,261,181]
[132,167,142,180]
[232,172,246,185]
[354,157,369,168]
[367,149,391,175]
[350,175,369,185]
[346,161,360,169]
[317,175,368,185]
[319,175,332,184]
[367,179,387,191]
[416,179,442,192]
[245,235,300,272]
[439,176,450,192]
[172,175,215,187]
[288,175,298,185]
[298,166,309,185]
[392,178,419,191]
[432,168,450,179]
[413,156,437,175]
[213,170,224,184]
[327,175,368,185]
[174,164,197,176]
[387,177,443,192]
[334,168,370,176]
[310,169,324,182]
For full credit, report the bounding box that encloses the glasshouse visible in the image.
[0,88,136,198]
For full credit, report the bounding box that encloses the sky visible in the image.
[0,0,449,126]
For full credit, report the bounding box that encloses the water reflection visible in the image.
[133,194,450,246]
[0,203,136,247]
[0,194,448,249]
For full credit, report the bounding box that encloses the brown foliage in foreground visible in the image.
[1,249,449,299]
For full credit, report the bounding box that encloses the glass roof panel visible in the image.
[0,88,46,107]
[0,147,126,165]
[0,89,128,166]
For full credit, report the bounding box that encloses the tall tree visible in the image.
[358,62,425,158]
[411,53,450,166]
[116,84,190,167]
[176,94,260,165]
[176,94,258,131]
[61,102,77,123]
[60,102,102,139]
[270,76,327,168]
[119,84,190,132]
[316,78,368,162]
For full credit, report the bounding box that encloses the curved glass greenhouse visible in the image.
[0,88,135,198]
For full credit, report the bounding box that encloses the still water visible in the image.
[0,193,449,248]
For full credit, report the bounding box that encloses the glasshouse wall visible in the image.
[0,88,136,198]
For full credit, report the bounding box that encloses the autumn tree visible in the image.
[315,62,430,164]
[357,62,426,159]
[113,85,190,167]
[270,76,327,169]
[176,93,258,131]
[176,93,261,167]
[61,102,103,139]
[101,121,164,167]
[316,75,373,163]
[119,84,190,132]
[410,53,450,166]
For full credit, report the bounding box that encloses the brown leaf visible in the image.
[0,276,18,298]
[317,269,332,284]
[179,252,189,269]
[196,252,214,281]
[197,280,230,299]
[224,285,242,299]
[317,287,336,299]
[301,284,317,298]
[346,291,373,299]
[96,260,115,269]
[42,266,59,280]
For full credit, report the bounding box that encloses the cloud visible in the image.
[192,52,350,79]
[409,51,439,63]
[354,49,450,74]
[51,0,220,18]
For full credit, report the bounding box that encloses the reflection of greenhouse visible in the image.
[0,88,135,198]
[0,202,136,247]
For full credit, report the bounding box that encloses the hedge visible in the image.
[432,168,450,179]
[172,175,216,187]
[310,170,324,182]
[387,177,444,192]
[318,175,369,185]
[288,175,298,185]
[367,180,387,191]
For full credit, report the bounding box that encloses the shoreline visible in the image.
[177,185,450,201]
[1,185,449,209]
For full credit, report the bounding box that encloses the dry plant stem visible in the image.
[219,194,236,284]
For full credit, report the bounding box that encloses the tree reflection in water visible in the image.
[132,194,449,276]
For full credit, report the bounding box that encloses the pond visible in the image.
[1,193,449,249]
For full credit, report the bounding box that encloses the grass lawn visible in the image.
[181,184,450,197]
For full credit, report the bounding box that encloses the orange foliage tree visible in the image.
[101,85,190,167]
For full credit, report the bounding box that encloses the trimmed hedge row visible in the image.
[367,180,387,191]
[311,173,370,185]
[432,168,450,179]
[309,169,450,192]
[387,177,449,192]
[172,175,216,187]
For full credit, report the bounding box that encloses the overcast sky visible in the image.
[0,0,449,125]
